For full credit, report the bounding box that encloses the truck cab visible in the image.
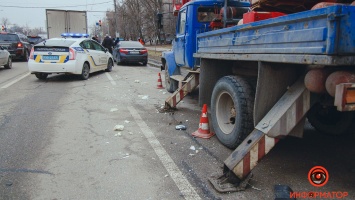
[162,0,250,92]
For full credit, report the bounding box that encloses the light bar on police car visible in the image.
[61,33,89,38]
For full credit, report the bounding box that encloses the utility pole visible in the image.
[113,0,118,37]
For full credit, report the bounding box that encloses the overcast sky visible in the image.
[0,0,114,30]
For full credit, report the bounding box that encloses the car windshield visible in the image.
[37,39,76,47]
[0,34,18,41]
[119,41,143,48]
[28,37,42,43]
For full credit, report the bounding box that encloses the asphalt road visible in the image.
[0,61,354,199]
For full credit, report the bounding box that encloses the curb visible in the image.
[148,58,162,69]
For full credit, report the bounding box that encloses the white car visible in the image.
[28,33,114,80]
[0,46,12,69]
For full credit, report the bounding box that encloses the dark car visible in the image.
[27,35,45,45]
[0,32,32,61]
[113,41,148,66]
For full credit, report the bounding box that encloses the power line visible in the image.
[0,1,112,9]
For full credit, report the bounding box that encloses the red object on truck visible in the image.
[243,11,286,24]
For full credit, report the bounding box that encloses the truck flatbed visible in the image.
[195,5,355,63]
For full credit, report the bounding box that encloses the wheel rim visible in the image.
[83,64,89,77]
[216,91,236,134]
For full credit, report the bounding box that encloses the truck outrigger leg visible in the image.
[210,78,311,192]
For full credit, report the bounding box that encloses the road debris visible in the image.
[134,80,140,83]
[138,95,149,100]
[114,132,122,137]
[110,108,118,112]
[176,124,187,130]
[190,146,196,151]
[114,125,125,131]
[124,120,130,123]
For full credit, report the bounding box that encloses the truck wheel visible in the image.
[307,103,355,136]
[164,62,178,93]
[80,63,90,80]
[35,73,48,80]
[211,76,255,149]
[4,57,12,69]
[105,58,113,72]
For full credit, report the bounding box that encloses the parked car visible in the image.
[0,46,12,69]
[28,33,114,80]
[0,32,32,61]
[113,41,148,66]
[27,35,45,45]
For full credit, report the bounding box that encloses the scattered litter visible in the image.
[199,147,203,150]
[186,120,189,122]
[189,154,195,156]
[195,150,199,154]
[5,181,13,187]
[163,92,167,94]
[190,146,196,151]
[138,95,149,99]
[159,90,163,92]
[122,155,130,159]
[124,120,130,123]
[164,174,169,177]
[176,125,187,130]
[106,142,110,144]
[110,108,118,112]
[114,125,125,131]
[134,80,140,83]
[114,132,122,137]
[129,132,133,135]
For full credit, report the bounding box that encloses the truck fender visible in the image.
[161,51,179,76]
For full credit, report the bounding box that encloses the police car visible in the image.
[28,33,114,80]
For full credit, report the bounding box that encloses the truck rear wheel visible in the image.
[307,103,355,136]
[211,76,254,149]
[164,62,178,93]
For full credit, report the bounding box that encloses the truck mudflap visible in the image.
[209,78,311,192]
[334,83,355,111]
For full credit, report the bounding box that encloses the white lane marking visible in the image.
[1,72,30,89]
[105,72,116,85]
[128,106,201,200]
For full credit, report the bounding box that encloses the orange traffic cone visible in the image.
[157,73,165,89]
[192,104,215,139]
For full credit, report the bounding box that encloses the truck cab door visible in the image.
[173,8,187,66]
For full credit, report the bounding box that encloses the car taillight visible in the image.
[69,48,76,60]
[139,48,148,54]
[119,49,129,54]
[29,47,34,60]
[17,42,23,48]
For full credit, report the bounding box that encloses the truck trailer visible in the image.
[46,9,88,39]
[161,0,355,192]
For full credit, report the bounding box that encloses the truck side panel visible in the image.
[67,11,88,34]
[197,5,355,55]
[46,10,66,39]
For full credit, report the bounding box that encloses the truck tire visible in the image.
[211,75,255,149]
[164,62,178,93]
[307,103,355,136]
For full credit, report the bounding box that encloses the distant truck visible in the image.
[46,9,88,39]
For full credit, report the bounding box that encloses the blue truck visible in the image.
[161,0,355,191]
